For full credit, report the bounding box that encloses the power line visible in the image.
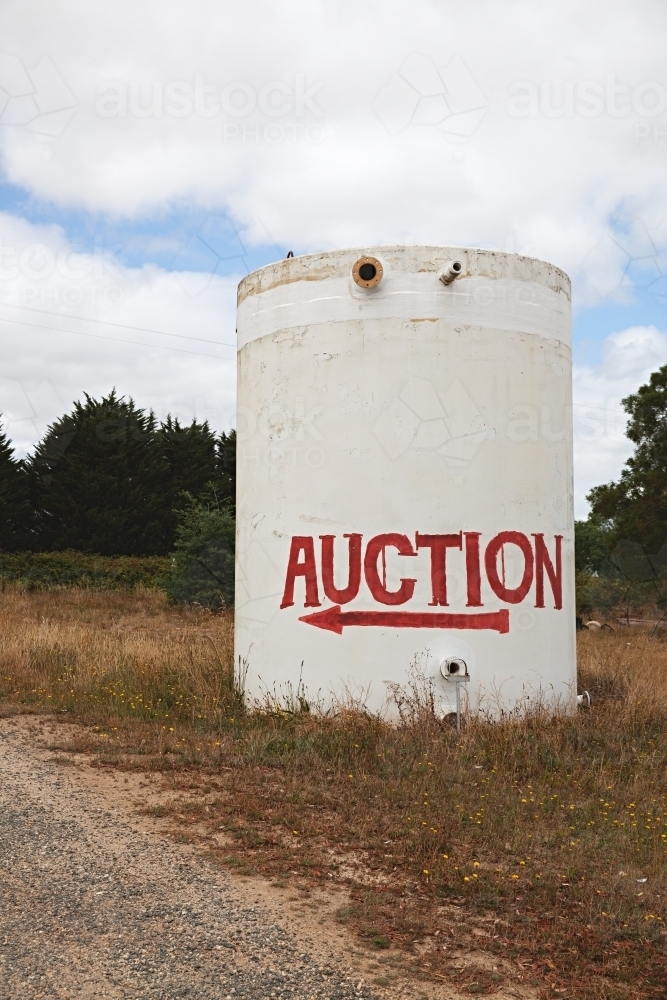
[0,305,642,403]
[0,303,237,348]
[0,315,234,360]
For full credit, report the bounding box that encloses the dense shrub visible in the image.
[166,489,235,610]
[0,550,169,590]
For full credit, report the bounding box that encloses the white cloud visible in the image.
[0,0,665,291]
[0,212,237,455]
[573,325,667,517]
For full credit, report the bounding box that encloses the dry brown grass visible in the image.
[1,588,666,999]
[0,586,238,726]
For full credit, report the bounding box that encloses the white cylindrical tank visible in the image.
[235,246,575,717]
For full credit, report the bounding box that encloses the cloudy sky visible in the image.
[0,0,665,516]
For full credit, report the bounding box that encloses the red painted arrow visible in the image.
[298,606,510,635]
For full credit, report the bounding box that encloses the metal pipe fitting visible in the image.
[439,260,463,284]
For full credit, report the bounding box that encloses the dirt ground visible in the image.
[0,714,536,1000]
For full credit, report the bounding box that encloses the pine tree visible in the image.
[0,417,33,551]
[159,416,218,545]
[29,392,171,555]
[215,429,236,513]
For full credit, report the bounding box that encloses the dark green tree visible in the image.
[215,429,236,512]
[588,364,667,555]
[159,416,218,542]
[0,418,33,551]
[29,392,170,555]
[166,487,235,609]
[574,516,613,574]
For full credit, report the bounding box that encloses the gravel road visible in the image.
[0,717,381,1000]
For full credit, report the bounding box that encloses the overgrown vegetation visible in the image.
[0,551,170,591]
[166,488,235,610]
[0,588,665,998]
[574,516,667,621]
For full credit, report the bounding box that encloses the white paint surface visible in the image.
[235,246,576,717]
